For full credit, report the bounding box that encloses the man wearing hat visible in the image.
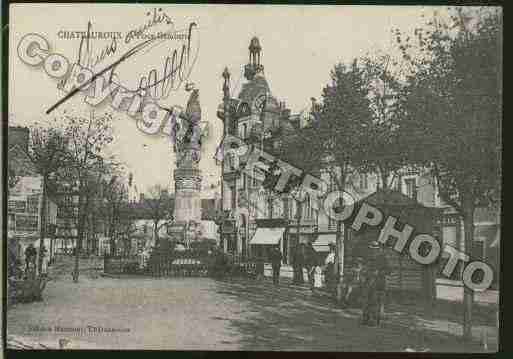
[362,240,390,325]
[270,245,283,285]
[324,242,337,294]
[342,257,365,307]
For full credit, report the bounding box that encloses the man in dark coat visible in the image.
[304,242,317,291]
[292,243,304,284]
[324,243,336,293]
[25,243,37,273]
[270,246,282,285]
[362,241,390,326]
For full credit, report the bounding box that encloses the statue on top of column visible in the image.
[174,83,207,167]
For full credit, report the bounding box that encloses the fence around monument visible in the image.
[103,250,260,278]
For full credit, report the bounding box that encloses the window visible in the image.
[14,200,27,213]
[305,195,312,219]
[230,185,236,210]
[253,175,259,188]
[227,235,236,253]
[394,176,401,191]
[288,199,295,220]
[15,214,38,232]
[472,240,485,261]
[359,173,368,190]
[27,195,39,213]
[405,178,417,199]
[243,123,248,139]
[8,214,15,230]
[227,153,236,171]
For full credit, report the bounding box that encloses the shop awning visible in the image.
[313,234,336,252]
[250,227,285,245]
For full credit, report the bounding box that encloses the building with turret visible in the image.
[217,37,315,267]
[217,37,500,290]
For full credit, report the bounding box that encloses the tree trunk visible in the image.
[154,220,160,248]
[109,206,117,256]
[381,168,388,190]
[73,192,86,283]
[296,199,303,282]
[38,174,47,275]
[462,198,476,342]
[73,231,81,282]
[334,220,344,303]
[49,230,54,265]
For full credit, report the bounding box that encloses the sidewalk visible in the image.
[436,279,499,305]
[257,272,498,350]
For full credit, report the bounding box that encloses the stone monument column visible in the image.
[172,87,203,244]
[174,149,202,223]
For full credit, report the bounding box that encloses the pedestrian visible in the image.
[304,242,317,291]
[342,257,364,307]
[24,243,37,274]
[255,255,265,281]
[292,244,304,284]
[362,241,390,326]
[372,242,390,324]
[361,265,380,326]
[313,265,323,290]
[40,245,49,277]
[323,243,336,293]
[270,246,282,285]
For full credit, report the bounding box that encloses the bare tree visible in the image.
[102,172,131,255]
[146,184,174,247]
[26,123,69,274]
[60,110,115,282]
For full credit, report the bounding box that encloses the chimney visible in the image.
[8,126,29,153]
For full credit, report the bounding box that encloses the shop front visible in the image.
[249,226,285,261]
[221,219,237,254]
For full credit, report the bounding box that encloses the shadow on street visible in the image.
[213,277,488,352]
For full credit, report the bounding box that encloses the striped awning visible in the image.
[313,234,336,252]
[249,227,285,245]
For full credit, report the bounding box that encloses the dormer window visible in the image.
[404,178,417,200]
[359,173,368,190]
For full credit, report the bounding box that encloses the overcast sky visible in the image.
[9,4,450,196]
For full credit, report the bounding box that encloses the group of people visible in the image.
[268,240,391,327]
[341,241,391,326]
[268,243,319,287]
[24,243,49,277]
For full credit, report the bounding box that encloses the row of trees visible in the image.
[15,110,180,281]
[18,111,138,282]
[276,8,501,341]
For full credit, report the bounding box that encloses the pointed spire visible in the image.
[222,67,230,100]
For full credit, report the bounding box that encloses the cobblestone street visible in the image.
[7,263,497,351]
